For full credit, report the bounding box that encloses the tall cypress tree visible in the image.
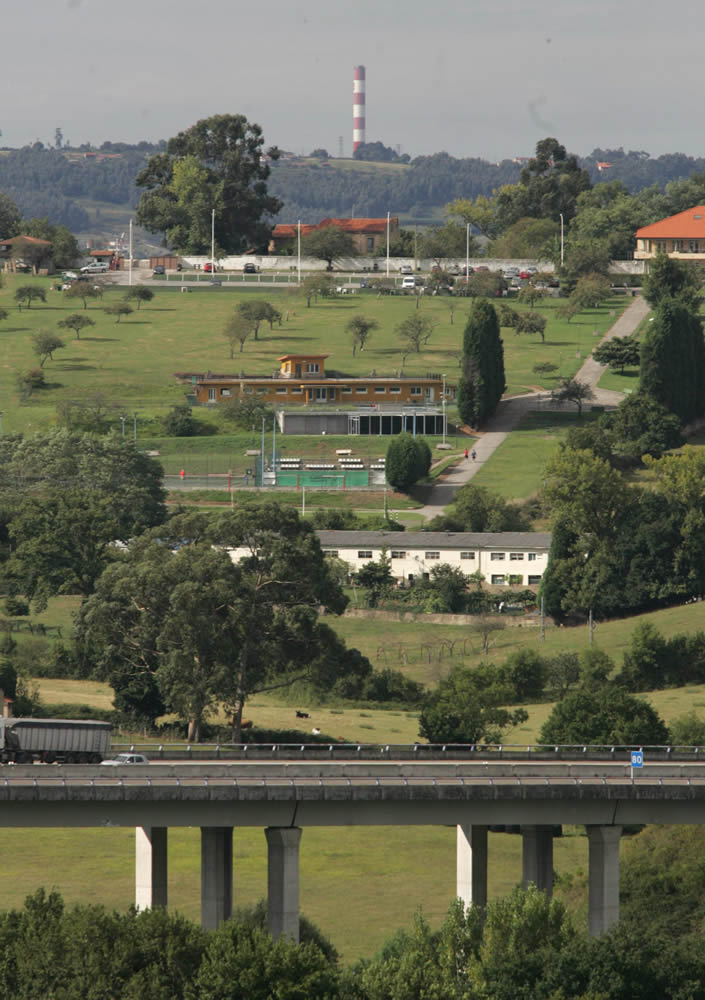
[640,298,705,424]
[457,299,506,427]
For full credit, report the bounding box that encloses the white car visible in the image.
[80,262,109,274]
[399,264,413,274]
[401,276,416,290]
[100,753,150,766]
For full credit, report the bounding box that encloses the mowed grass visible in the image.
[0,274,627,437]
[0,825,589,964]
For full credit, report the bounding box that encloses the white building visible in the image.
[315,530,552,586]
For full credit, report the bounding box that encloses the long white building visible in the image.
[316,530,552,586]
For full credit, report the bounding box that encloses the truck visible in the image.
[0,719,112,763]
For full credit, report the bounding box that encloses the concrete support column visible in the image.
[521,825,554,896]
[456,823,488,909]
[265,827,302,942]
[201,826,233,930]
[135,826,167,910]
[587,825,622,937]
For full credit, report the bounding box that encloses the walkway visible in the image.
[414,295,650,519]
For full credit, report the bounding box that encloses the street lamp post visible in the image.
[297,220,301,284]
[128,219,133,287]
[211,208,216,275]
[442,374,447,446]
[119,415,126,438]
[386,211,390,277]
[133,412,138,442]
[559,213,564,267]
[466,223,470,284]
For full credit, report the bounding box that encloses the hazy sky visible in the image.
[3,0,702,161]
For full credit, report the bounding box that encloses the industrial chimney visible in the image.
[353,66,365,153]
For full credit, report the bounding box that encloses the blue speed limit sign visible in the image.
[630,751,644,768]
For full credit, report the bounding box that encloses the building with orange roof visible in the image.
[635,207,705,261]
[0,235,53,273]
[269,217,399,255]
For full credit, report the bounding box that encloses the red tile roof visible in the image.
[271,224,315,239]
[636,207,705,239]
[0,235,51,247]
[278,354,329,362]
[317,217,397,234]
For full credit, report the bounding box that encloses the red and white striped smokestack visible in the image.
[353,65,365,153]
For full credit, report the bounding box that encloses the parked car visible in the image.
[100,753,150,766]
[504,266,520,278]
[399,264,413,274]
[243,262,257,274]
[447,264,461,275]
[152,265,165,275]
[519,270,531,279]
[80,262,109,274]
[401,276,417,291]
[203,262,216,273]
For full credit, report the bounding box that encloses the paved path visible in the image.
[413,295,650,519]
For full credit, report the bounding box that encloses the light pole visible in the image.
[211,208,216,274]
[559,213,564,267]
[128,218,133,287]
[442,374,447,446]
[119,415,126,438]
[386,210,390,277]
[466,223,470,284]
[297,220,301,284]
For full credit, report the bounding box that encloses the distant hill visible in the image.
[4,141,705,238]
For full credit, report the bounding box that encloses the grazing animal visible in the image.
[296,710,309,719]
[312,727,321,736]
[241,720,253,731]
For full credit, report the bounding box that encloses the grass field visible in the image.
[0,274,627,443]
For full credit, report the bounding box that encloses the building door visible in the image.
[295,364,302,378]
[425,386,434,401]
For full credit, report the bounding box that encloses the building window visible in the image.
[341,386,352,394]
[306,363,320,373]
[528,575,542,585]
[291,386,303,394]
[207,388,216,401]
[244,387,254,394]
[389,386,401,394]
[391,551,406,559]
[509,553,524,561]
[425,551,440,560]
[374,386,386,394]
[356,386,368,394]
[276,388,287,395]
[410,386,422,396]
[491,574,506,585]
[257,388,267,394]
[460,552,475,560]
[315,387,327,401]
[527,553,537,562]
[221,388,232,397]
[367,237,375,251]
[324,550,339,558]
[357,550,372,559]
[508,574,523,585]
[490,552,505,561]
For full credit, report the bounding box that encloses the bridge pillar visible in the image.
[456,823,488,908]
[265,827,302,942]
[201,826,233,930]
[135,826,167,910]
[521,825,553,896]
[587,825,621,936]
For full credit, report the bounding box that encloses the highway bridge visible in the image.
[3,744,704,942]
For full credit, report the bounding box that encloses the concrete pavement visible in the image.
[414,295,650,519]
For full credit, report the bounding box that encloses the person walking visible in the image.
[464,448,469,460]
[471,449,477,461]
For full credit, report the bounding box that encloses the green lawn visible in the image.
[0,275,627,444]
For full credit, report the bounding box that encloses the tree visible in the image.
[419,665,528,743]
[502,648,548,702]
[0,192,22,238]
[457,300,506,427]
[543,447,631,540]
[429,483,530,532]
[346,314,378,356]
[0,308,8,324]
[569,272,612,309]
[416,564,471,613]
[640,297,705,423]
[643,253,703,310]
[125,286,154,309]
[551,377,594,414]
[63,282,100,309]
[301,226,357,268]
[397,313,435,356]
[386,434,431,491]
[592,336,640,373]
[516,283,547,308]
[136,113,281,254]
[356,551,393,607]
[78,506,351,742]
[539,686,669,745]
[223,312,252,356]
[220,395,273,429]
[14,286,46,309]
[236,299,271,341]
[421,221,476,262]
[446,193,501,239]
[533,361,559,378]
[495,136,592,229]
[103,302,133,323]
[299,273,335,307]
[514,310,547,342]
[31,330,65,367]
[488,216,558,257]
[57,313,95,340]
[162,404,200,437]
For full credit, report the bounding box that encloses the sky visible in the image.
[2,0,703,162]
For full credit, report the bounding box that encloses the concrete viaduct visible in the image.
[3,750,705,942]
